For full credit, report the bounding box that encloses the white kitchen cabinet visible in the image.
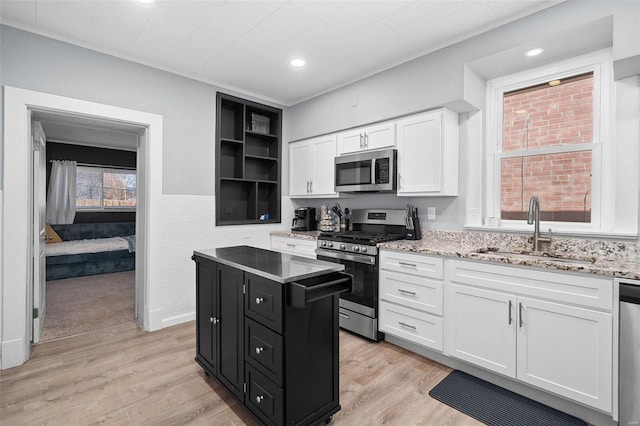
[444,260,613,413]
[445,283,517,377]
[270,236,317,259]
[289,134,338,198]
[379,250,444,351]
[337,121,395,155]
[396,108,459,196]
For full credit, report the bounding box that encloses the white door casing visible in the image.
[32,121,47,344]
[2,86,163,370]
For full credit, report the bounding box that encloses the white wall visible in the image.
[0,25,286,193]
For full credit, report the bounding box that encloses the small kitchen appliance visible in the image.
[291,207,317,231]
[316,209,406,341]
[334,148,397,193]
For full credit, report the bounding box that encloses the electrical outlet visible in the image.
[427,207,436,221]
[468,208,479,224]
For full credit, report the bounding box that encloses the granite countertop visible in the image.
[193,245,344,283]
[379,231,640,281]
[270,230,322,240]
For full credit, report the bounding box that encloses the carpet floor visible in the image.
[40,271,135,343]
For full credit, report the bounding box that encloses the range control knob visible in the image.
[353,246,360,252]
[361,247,368,253]
[321,241,327,247]
[328,242,334,248]
[340,244,346,250]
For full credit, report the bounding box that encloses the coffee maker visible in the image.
[292,207,317,231]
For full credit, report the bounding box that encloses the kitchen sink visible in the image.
[474,248,597,265]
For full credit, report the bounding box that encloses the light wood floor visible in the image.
[0,321,482,425]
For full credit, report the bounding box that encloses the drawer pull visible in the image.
[398,321,416,330]
[256,395,264,404]
[210,317,218,324]
[398,289,416,296]
[255,297,266,305]
[398,261,417,268]
[339,312,349,319]
[255,347,264,354]
[286,243,296,248]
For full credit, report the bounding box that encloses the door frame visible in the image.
[2,86,163,369]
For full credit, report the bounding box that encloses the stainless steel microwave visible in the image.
[334,148,397,192]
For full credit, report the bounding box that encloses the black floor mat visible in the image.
[429,370,586,426]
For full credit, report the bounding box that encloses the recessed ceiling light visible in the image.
[290,59,306,68]
[135,0,156,4]
[525,48,544,57]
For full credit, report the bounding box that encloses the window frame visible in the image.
[75,165,137,212]
[484,50,612,234]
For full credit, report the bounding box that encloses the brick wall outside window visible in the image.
[500,74,593,222]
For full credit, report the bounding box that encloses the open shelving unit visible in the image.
[216,92,282,225]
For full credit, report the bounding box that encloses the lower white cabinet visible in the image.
[444,260,613,413]
[270,236,317,259]
[379,250,444,352]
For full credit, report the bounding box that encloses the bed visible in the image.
[46,222,136,281]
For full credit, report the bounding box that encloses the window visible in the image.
[485,51,612,233]
[76,166,136,210]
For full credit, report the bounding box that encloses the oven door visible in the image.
[316,249,377,314]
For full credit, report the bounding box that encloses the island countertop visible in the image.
[193,245,344,283]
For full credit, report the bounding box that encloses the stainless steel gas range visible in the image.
[315,209,406,341]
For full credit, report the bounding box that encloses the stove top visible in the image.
[318,231,405,245]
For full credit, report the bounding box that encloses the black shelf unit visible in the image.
[216,93,282,225]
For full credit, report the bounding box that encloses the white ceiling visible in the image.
[1,0,564,107]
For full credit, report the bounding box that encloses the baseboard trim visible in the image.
[1,337,27,370]
[162,312,195,329]
[148,308,163,331]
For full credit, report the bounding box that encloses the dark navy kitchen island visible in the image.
[192,246,351,426]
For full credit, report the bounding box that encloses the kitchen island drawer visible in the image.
[245,318,283,386]
[380,250,443,280]
[379,301,443,352]
[245,273,283,333]
[270,236,317,259]
[246,364,284,426]
[380,269,443,315]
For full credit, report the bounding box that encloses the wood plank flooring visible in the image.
[0,321,482,425]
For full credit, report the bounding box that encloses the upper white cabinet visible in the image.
[337,121,395,155]
[289,134,338,198]
[396,108,459,196]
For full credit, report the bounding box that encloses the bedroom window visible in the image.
[485,50,612,233]
[76,166,136,210]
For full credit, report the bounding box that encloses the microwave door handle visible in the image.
[371,158,377,184]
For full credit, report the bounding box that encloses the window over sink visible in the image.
[481,49,638,235]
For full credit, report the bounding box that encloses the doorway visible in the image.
[32,113,141,343]
[2,86,163,370]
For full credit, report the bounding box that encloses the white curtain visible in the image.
[46,160,77,224]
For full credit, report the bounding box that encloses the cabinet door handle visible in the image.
[210,317,218,324]
[256,395,264,404]
[310,180,313,193]
[508,300,512,325]
[398,321,416,330]
[365,133,369,148]
[398,261,417,268]
[255,297,266,305]
[519,302,523,328]
[306,180,310,193]
[255,346,264,354]
[359,133,364,149]
[398,289,416,296]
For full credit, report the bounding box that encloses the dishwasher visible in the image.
[619,281,640,426]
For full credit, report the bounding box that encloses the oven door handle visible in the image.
[316,249,376,265]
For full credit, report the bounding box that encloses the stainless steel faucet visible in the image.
[527,196,550,251]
